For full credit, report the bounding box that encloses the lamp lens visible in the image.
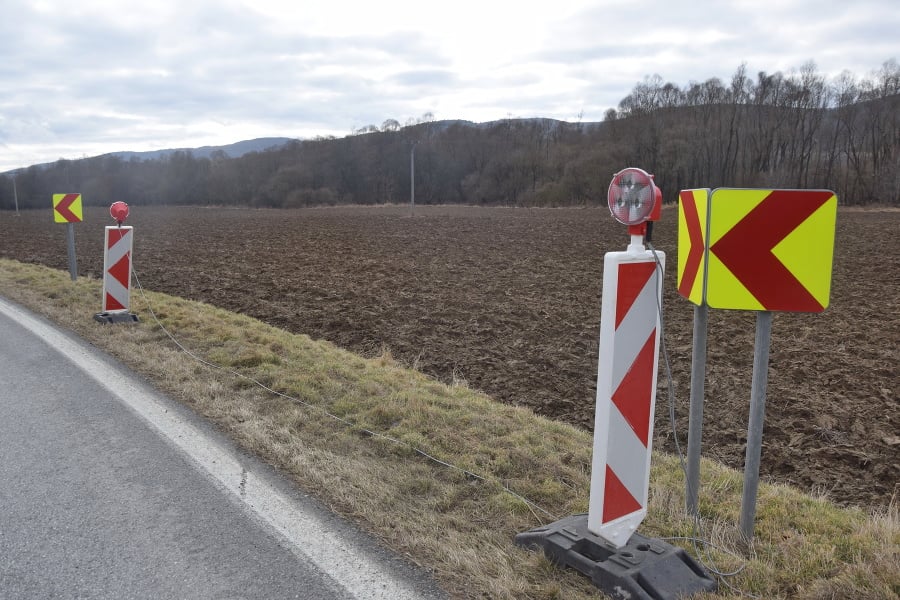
[608,168,655,225]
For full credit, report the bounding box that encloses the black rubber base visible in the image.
[515,514,717,600]
[93,311,140,324]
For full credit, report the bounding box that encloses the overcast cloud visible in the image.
[1,0,897,172]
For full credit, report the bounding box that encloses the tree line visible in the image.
[2,59,897,211]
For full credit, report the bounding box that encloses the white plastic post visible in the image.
[101,226,134,313]
[588,244,665,548]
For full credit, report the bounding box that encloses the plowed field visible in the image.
[2,204,896,508]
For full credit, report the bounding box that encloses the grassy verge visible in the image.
[0,258,896,599]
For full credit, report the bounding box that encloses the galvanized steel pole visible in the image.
[739,310,773,540]
[685,303,709,516]
[66,222,78,281]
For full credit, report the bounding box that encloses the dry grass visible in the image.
[0,258,896,600]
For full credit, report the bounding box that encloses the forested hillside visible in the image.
[2,60,897,209]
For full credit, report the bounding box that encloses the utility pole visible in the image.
[13,175,20,216]
[410,141,418,215]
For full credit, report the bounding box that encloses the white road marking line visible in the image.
[0,297,431,600]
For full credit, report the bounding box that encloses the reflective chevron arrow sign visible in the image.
[676,189,708,305]
[588,249,665,548]
[678,188,837,312]
[101,226,133,312]
[52,193,83,223]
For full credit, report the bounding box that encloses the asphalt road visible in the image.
[0,298,445,600]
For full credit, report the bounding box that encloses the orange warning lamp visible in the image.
[110,201,129,226]
[607,168,661,236]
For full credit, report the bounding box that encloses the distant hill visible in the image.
[105,137,296,161]
[1,137,296,175]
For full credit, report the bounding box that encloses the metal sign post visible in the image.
[685,302,709,516]
[740,311,773,540]
[66,223,78,281]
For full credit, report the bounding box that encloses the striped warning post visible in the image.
[101,226,134,312]
[588,248,665,548]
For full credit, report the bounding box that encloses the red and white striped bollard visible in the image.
[587,247,664,547]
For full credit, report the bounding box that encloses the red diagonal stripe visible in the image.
[615,262,656,328]
[55,193,81,222]
[108,227,127,249]
[710,190,832,311]
[678,190,705,299]
[611,330,656,446]
[603,465,642,523]
[108,254,131,288]
[105,292,125,311]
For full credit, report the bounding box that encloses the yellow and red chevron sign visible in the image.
[52,193,83,223]
[676,189,709,306]
[678,188,837,312]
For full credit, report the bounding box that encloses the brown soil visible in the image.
[2,204,897,508]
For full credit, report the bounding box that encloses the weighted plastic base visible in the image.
[515,514,717,600]
[93,311,139,324]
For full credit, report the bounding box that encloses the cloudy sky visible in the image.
[1,0,897,172]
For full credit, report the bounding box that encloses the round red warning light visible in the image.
[110,201,130,225]
[607,168,658,226]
